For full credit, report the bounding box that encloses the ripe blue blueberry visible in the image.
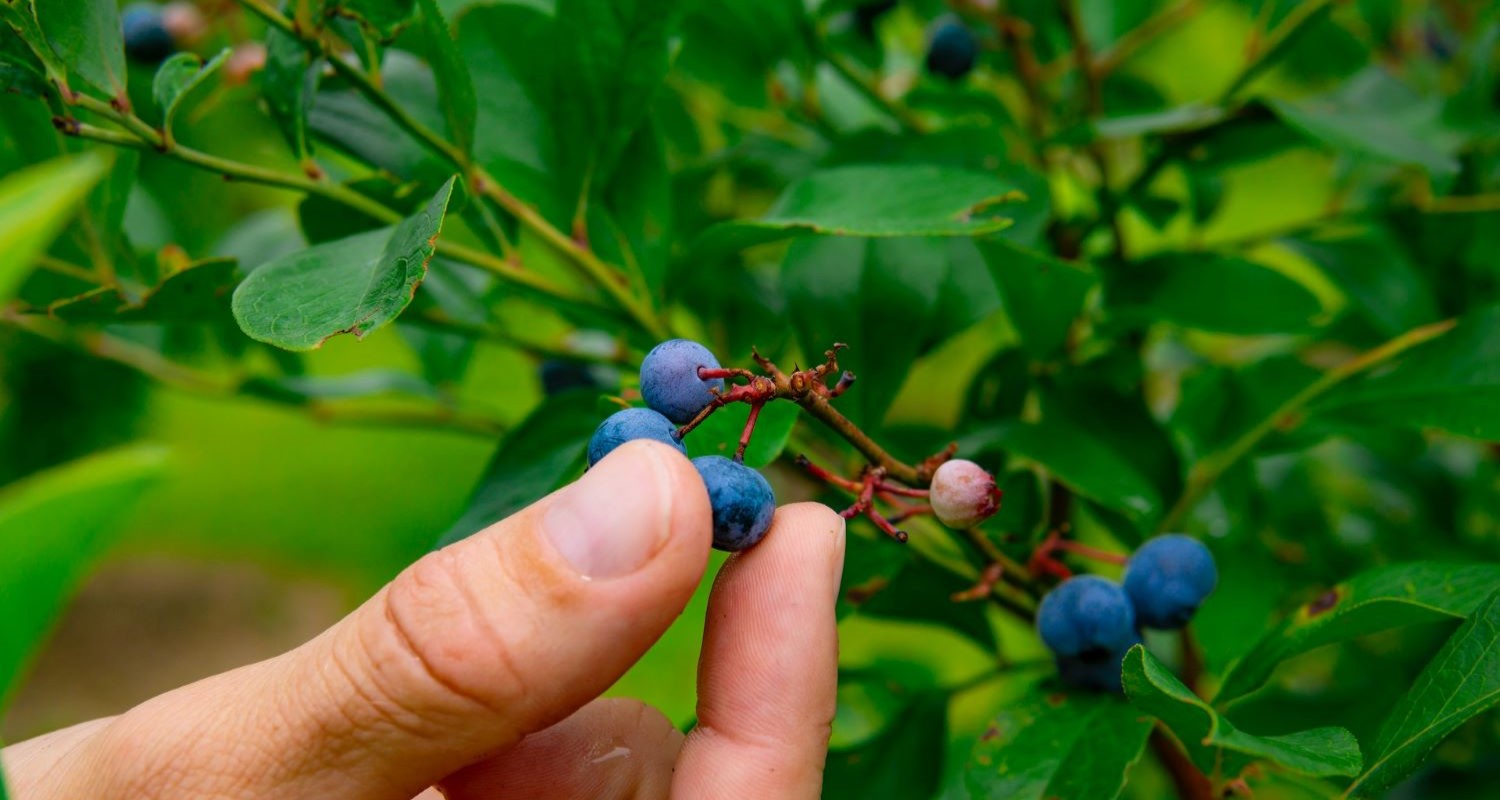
[122,4,176,63]
[692,456,775,552]
[1124,534,1218,629]
[1038,575,1139,693]
[587,408,686,467]
[640,339,725,424]
[925,20,978,81]
[1037,575,1138,659]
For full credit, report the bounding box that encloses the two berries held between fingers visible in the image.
[586,339,1003,553]
[1037,535,1218,692]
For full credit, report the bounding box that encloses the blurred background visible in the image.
[2,0,1499,797]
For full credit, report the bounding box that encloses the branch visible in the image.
[1,309,506,438]
[1151,728,1216,800]
[1218,0,1335,102]
[235,0,669,340]
[60,112,600,311]
[811,29,928,134]
[1159,318,1458,532]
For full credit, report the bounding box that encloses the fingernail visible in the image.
[543,442,674,579]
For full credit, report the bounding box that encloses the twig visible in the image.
[235,0,668,340]
[1151,728,1215,800]
[812,32,927,133]
[1159,318,1459,531]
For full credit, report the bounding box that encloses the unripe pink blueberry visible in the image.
[929,459,999,529]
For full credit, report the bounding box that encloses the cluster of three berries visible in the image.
[587,340,774,552]
[1037,535,1218,692]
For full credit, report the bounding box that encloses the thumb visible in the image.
[74,441,711,800]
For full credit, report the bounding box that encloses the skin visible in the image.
[1,441,847,800]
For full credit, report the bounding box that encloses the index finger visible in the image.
[672,502,847,799]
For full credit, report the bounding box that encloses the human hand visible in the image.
[2,441,847,799]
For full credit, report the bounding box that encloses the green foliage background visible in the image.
[2,0,1500,797]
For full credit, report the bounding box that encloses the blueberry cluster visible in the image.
[587,339,776,553]
[1037,535,1217,692]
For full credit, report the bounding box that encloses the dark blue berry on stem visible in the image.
[1123,534,1217,629]
[693,455,775,552]
[1037,575,1139,693]
[122,4,176,63]
[640,339,725,424]
[925,20,978,81]
[587,408,686,467]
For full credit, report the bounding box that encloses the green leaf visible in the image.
[436,393,599,548]
[262,27,316,162]
[554,0,683,202]
[823,691,947,799]
[456,2,567,225]
[1106,253,1323,335]
[415,0,475,157]
[965,688,1152,800]
[682,401,798,469]
[1122,646,1363,778]
[840,548,997,651]
[1314,306,1500,441]
[783,236,978,429]
[1216,562,1500,705]
[152,50,230,139]
[693,165,1027,259]
[232,177,458,351]
[33,0,126,98]
[977,237,1097,359]
[1282,229,1440,340]
[0,152,111,303]
[963,419,1162,523]
[46,259,238,323]
[0,445,168,704]
[1267,68,1460,177]
[0,2,65,89]
[1347,588,1500,796]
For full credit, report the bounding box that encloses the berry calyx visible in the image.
[1123,534,1217,629]
[929,459,1000,529]
[693,455,775,552]
[640,339,726,424]
[587,408,686,467]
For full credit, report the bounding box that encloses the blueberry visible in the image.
[1037,575,1138,659]
[1056,633,1141,693]
[122,4,176,63]
[929,459,999,529]
[587,408,686,467]
[640,339,725,424]
[693,455,775,552]
[1123,535,1217,629]
[925,20,978,81]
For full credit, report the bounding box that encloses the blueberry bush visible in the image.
[2,0,1500,797]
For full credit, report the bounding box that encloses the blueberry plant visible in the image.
[2,0,1500,798]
